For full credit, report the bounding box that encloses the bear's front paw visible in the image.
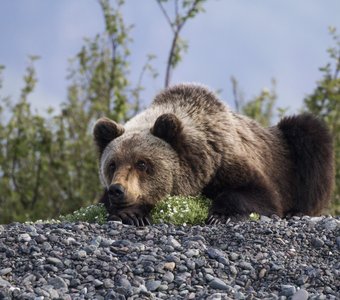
[206,213,229,225]
[108,212,151,227]
[206,213,248,225]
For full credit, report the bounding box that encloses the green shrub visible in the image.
[57,196,262,225]
[58,195,211,225]
[151,195,211,225]
[60,204,107,224]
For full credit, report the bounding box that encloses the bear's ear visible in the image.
[151,113,183,146]
[93,117,125,154]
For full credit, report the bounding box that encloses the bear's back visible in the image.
[125,84,230,133]
[152,83,226,117]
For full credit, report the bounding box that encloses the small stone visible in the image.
[46,257,63,266]
[291,289,309,300]
[18,233,31,242]
[48,276,68,290]
[0,278,10,287]
[162,271,174,283]
[281,284,296,297]
[239,261,253,270]
[158,284,168,291]
[335,236,340,249]
[186,260,196,270]
[205,274,215,281]
[77,250,87,259]
[103,279,115,288]
[260,215,272,222]
[22,274,36,284]
[230,265,238,275]
[209,278,230,290]
[146,280,161,291]
[229,252,239,261]
[259,268,266,279]
[297,275,308,285]
[168,237,181,249]
[94,279,103,287]
[117,277,131,289]
[0,268,12,276]
[218,256,229,265]
[186,249,199,257]
[164,262,176,271]
[311,237,324,248]
[321,218,339,231]
[207,247,226,260]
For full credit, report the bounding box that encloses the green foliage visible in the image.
[60,203,107,224]
[0,0,202,224]
[55,197,262,226]
[241,80,277,127]
[0,0,137,223]
[304,27,340,215]
[57,195,211,225]
[156,0,207,87]
[231,77,281,127]
[151,195,211,225]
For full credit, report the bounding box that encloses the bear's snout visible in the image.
[108,183,125,202]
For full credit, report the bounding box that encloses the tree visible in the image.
[0,0,206,223]
[156,0,207,87]
[304,27,340,214]
[231,77,280,127]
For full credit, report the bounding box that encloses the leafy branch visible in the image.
[156,0,206,87]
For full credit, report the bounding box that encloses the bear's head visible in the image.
[93,114,183,211]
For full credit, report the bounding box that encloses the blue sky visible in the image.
[0,0,339,119]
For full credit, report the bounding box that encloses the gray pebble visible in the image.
[47,276,68,290]
[291,289,309,300]
[0,215,338,299]
[46,257,63,266]
[162,271,174,283]
[168,237,181,249]
[335,236,340,248]
[0,268,12,276]
[311,237,324,248]
[18,233,31,242]
[209,278,230,290]
[146,280,161,291]
[103,278,114,289]
[281,284,296,297]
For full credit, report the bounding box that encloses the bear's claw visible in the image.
[206,214,226,225]
[108,213,151,227]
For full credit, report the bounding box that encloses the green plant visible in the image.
[151,195,211,225]
[60,203,108,224]
[304,27,340,215]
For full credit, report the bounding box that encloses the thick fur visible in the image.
[94,83,334,225]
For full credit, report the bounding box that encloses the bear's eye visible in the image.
[136,160,147,172]
[109,162,116,173]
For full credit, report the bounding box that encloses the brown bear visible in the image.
[93,83,334,226]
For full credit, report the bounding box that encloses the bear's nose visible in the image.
[108,184,125,201]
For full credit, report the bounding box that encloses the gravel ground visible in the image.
[0,215,339,300]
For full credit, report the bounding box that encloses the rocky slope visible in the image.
[0,215,339,299]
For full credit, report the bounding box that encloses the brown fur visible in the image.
[93,83,334,226]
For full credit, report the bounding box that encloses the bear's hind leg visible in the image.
[206,184,282,225]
